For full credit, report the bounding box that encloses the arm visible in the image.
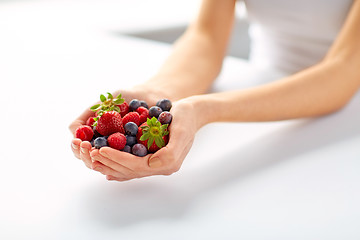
[138,0,236,101]
[190,0,360,128]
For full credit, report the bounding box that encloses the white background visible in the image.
[0,1,359,239]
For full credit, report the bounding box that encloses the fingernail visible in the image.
[72,143,79,149]
[149,157,162,168]
[93,166,102,172]
[80,147,86,154]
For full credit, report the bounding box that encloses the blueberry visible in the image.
[124,122,138,136]
[132,143,148,157]
[129,99,141,111]
[158,111,172,124]
[90,139,95,147]
[149,106,163,118]
[156,99,172,111]
[94,137,107,149]
[140,100,149,109]
[126,135,137,147]
[122,145,131,153]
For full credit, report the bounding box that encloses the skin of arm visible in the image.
[188,0,360,129]
[77,0,360,181]
[137,0,237,101]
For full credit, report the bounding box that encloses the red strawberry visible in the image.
[75,125,94,141]
[136,117,169,153]
[117,102,129,117]
[86,116,96,127]
[108,132,126,150]
[136,106,149,124]
[122,112,140,126]
[96,111,124,136]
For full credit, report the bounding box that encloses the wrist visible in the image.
[178,94,218,130]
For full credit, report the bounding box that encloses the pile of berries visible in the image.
[75,92,173,157]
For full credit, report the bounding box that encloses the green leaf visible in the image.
[140,132,150,141]
[164,131,169,135]
[107,92,113,99]
[146,118,152,125]
[141,126,150,132]
[154,137,165,148]
[113,98,124,105]
[116,93,122,99]
[110,106,114,111]
[114,106,120,112]
[147,136,155,149]
[160,124,168,132]
[100,94,106,102]
[150,117,157,126]
[90,104,101,111]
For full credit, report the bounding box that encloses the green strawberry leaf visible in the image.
[113,98,124,105]
[114,106,120,112]
[107,92,113,99]
[100,94,106,102]
[147,136,155,149]
[140,132,150,141]
[154,136,165,148]
[160,124,168,132]
[90,104,101,111]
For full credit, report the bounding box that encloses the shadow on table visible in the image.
[83,93,360,228]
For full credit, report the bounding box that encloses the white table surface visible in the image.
[1,1,359,239]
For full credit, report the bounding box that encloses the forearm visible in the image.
[191,59,360,128]
[141,29,225,100]
[137,0,236,101]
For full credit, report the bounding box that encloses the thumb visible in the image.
[148,156,162,168]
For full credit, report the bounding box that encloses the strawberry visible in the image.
[117,102,129,117]
[75,125,94,142]
[107,132,126,150]
[86,116,96,127]
[136,106,149,124]
[96,111,125,136]
[137,117,169,153]
[122,112,140,126]
[90,92,124,117]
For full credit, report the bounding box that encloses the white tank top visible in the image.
[244,0,354,74]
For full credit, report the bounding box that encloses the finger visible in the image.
[106,175,130,182]
[80,141,92,168]
[71,138,82,159]
[92,161,133,180]
[69,109,95,135]
[97,147,152,173]
[90,148,140,178]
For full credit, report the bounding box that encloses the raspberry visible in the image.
[108,132,126,150]
[136,106,149,124]
[122,112,140,126]
[117,102,129,117]
[86,117,96,127]
[75,125,94,142]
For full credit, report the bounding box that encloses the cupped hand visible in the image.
[89,98,200,181]
[69,87,168,169]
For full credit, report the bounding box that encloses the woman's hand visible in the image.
[89,98,200,181]
[69,86,169,169]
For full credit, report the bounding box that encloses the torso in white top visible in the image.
[243,0,354,74]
